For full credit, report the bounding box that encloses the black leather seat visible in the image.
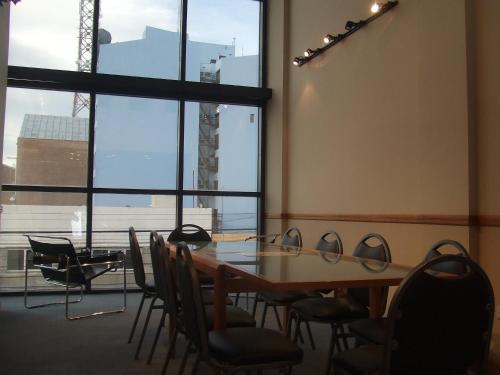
[208,327,303,366]
[292,295,368,321]
[175,242,303,375]
[347,239,470,346]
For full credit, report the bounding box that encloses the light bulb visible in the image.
[292,58,300,66]
[371,2,381,13]
[304,49,314,57]
[323,34,334,44]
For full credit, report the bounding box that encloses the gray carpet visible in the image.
[0,293,335,375]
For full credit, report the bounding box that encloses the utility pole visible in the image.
[72,0,93,117]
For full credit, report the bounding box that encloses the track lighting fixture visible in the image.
[292,1,398,67]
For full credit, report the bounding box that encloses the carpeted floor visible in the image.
[0,292,334,375]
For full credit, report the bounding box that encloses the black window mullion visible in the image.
[177,0,189,228]
[86,93,96,251]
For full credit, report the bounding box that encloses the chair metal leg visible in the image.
[305,321,316,350]
[128,292,147,343]
[251,293,260,317]
[24,259,84,309]
[293,317,301,343]
[147,308,167,364]
[260,301,269,327]
[161,326,178,375]
[339,324,349,351]
[272,305,283,331]
[190,351,201,375]
[324,324,337,375]
[135,296,157,359]
[65,259,127,320]
[178,340,192,375]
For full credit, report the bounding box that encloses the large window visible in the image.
[1,0,269,292]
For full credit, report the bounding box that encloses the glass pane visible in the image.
[98,0,181,80]
[186,0,261,87]
[182,196,257,241]
[92,193,177,249]
[94,95,178,189]
[3,88,89,187]
[0,192,86,292]
[8,0,82,71]
[91,193,177,288]
[184,102,259,191]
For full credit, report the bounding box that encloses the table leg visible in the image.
[213,268,227,331]
[369,287,383,318]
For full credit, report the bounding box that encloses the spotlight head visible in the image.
[304,48,315,57]
[323,34,334,44]
[371,2,382,13]
[345,20,356,30]
[292,57,301,66]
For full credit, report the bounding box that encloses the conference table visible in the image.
[170,240,412,332]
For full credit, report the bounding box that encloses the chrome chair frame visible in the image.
[24,235,127,320]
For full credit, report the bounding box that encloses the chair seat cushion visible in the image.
[208,327,303,366]
[201,289,233,306]
[333,344,384,375]
[205,306,256,329]
[348,318,388,345]
[260,290,321,304]
[291,296,369,321]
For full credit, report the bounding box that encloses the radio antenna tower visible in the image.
[72,0,94,117]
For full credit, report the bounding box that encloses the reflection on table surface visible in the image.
[182,240,410,284]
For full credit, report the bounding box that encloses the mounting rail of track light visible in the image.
[292,1,399,67]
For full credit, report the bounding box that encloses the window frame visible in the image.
[2,0,269,256]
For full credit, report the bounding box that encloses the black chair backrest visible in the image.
[150,231,166,302]
[26,235,78,259]
[349,233,391,308]
[315,230,343,254]
[175,242,209,357]
[128,227,148,291]
[424,239,469,274]
[150,233,179,320]
[282,227,303,248]
[385,255,494,375]
[25,235,84,284]
[167,224,211,243]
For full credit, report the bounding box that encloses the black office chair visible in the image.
[24,234,126,320]
[332,254,494,375]
[174,242,303,375]
[127,227,157,345]
[348,239,470,346]
[288,233,391,375]
[148,234,256,373]
[252,228,318,331]
[167,224,214,286]
[314,230,344,296]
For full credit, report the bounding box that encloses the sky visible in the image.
[3,0,260,166]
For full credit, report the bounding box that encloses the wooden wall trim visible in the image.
[264,213,500,227]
